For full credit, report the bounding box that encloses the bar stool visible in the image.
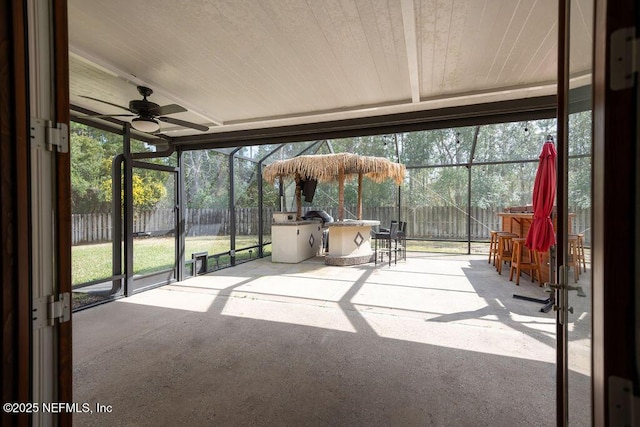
[488,230,499,265]
[496,232,518,275]
[575,233,587,272]
[509,238,541,286]
[567,235,581,282]
[396,221,407,261]
[374,222,399,267]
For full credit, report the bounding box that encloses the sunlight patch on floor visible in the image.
[183,274,258,290]
[119,288,216,312]
[568,339,592,376]
[349,282,489,317]
[359,309,557,363]
[230,274,353,302]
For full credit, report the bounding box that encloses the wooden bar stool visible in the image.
[567,235,581,282]
[496,232,518,275]
[488,230,499,265]
[509,238,541,285]
[575,233,587,272]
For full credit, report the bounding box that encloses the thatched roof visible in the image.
[262,153,405,185]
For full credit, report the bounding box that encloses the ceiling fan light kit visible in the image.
[131,117,160,133]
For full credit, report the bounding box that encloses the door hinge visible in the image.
[610,27,640,91]
[30,118,69,153]
[32,292,71,330]
[609,376,640,426]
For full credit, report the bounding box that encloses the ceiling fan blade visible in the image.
[149,103,187,116]
[80,95,132,112]
[157,116,209,132]
[83,113,135,118]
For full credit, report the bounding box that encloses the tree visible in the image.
[182,150,230,208]
[71,122,176,213]
[70,124,122,213]
[71,133,110,212]
[71,113,592,216]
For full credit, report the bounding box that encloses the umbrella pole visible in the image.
[357,173,363,220]
[338,168,345,221]
[513,236,556,313]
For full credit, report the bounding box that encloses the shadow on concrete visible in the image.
[73,253,591,426]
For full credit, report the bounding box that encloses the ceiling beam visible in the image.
[401,0,420,103]
[172,95,557,151]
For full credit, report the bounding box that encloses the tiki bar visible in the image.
[262,153,405,266]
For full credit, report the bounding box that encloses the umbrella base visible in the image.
[513,294,555,313]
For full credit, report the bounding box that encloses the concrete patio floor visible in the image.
[73,252,591,426]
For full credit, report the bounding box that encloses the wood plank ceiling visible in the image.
[68,0,593,141]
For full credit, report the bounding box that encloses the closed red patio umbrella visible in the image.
[526,137,557,252]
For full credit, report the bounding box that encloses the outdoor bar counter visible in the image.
[497,212,574,282]
[325,220,380,266]
[271,219,323,263]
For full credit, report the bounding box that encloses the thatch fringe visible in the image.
[262,153,405,185]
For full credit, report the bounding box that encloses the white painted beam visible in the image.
[400,0,420,103]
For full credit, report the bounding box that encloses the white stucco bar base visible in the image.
[324,220,380,266]
[271,221,323,263]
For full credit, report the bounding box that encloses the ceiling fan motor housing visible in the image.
[129,99,159,116]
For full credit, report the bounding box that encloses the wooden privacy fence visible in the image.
[72,208,262,244]
[72,212,113,245]
[72,206,592,246]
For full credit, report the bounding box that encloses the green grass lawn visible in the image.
[72,235,488,287]
[72,235,269,286]
[406,240,490,254]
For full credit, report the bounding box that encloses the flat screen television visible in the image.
[302,179,317,203]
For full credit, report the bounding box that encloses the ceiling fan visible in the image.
[81,86,209,133]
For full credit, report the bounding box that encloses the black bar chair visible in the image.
[396,221,407,261]
[375,222,399,267]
